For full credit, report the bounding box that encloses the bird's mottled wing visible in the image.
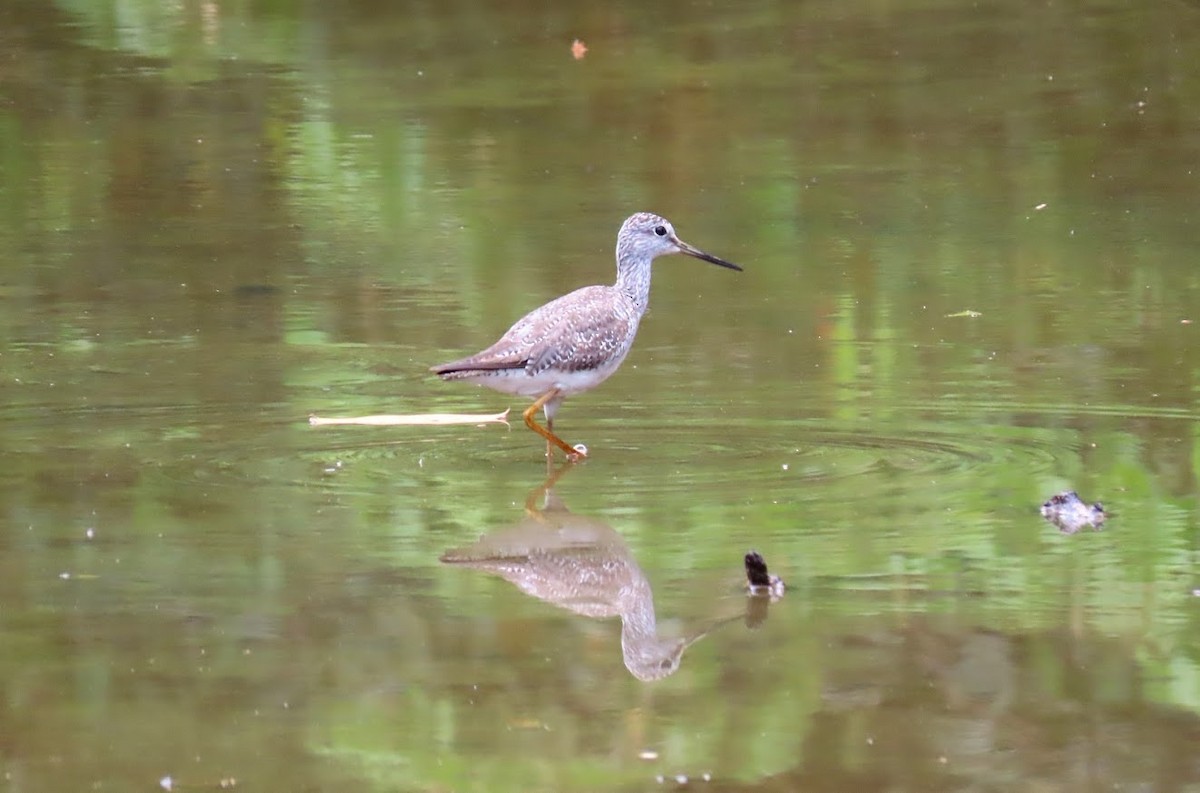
[431,337,530,375]
[432,285,636,376]
[522,288,637,376]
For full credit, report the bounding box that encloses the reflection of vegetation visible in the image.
[1,0,1198,791]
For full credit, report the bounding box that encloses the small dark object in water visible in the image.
[744,551,785,598]
[1040,491,1107,534]
[233,283,281,298]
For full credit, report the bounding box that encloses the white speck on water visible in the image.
[639,750,658,760]
[85,527,94,539]
[59,572,70,580]
[782,464,789,471]
[160,776,173,791]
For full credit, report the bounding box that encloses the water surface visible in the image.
[1,0,1199,790]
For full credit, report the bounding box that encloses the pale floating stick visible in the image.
[309,409,509,427]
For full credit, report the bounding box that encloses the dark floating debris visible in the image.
[1040,490,1107,534]
[744,551,785,599]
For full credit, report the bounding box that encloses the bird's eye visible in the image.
[653,225,667,237]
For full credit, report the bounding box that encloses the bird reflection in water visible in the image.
[440,464,749,681]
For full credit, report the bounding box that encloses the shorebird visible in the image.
[431,212,742,458]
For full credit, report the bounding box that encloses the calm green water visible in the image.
[2,0,1199,790]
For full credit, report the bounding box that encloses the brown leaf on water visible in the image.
[571,39,588,60]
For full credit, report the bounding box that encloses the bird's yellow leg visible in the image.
[523,389,586,460]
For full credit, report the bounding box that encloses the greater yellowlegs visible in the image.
[431,212,742,458]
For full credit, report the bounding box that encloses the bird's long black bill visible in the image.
[676,240,743,271]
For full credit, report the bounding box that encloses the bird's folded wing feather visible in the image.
[433,286,636,376]
[524,299,635,375]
